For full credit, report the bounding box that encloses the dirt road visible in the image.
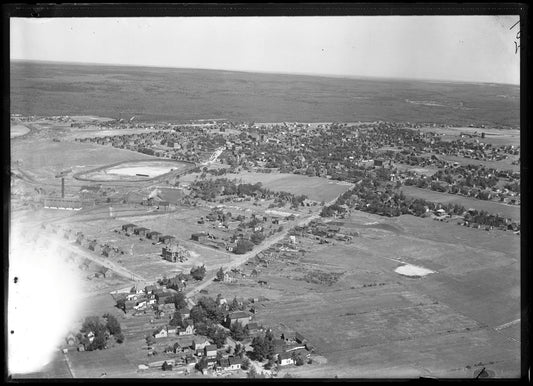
[185,210,322,298]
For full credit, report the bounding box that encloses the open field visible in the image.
[76,160,191,182]
[400,185,520,220]
[11,137,156,184]
[229,171,353,202]
[11,61,519,127]
[11,124,30,138]
[437,154,520,172]
[206,209,519,378]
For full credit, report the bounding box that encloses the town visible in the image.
[10,109,520,378]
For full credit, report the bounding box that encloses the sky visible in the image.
[11,15,520,85]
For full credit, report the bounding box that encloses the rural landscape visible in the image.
[9,55,520,380]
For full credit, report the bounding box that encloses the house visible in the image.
[145,285,157,295]
[191,233,208,242]
[192,337,210,351]
[204,344,218,358]
[294,332,307,344]
[155,291,174,303]
[159,235,176,245]
[134,227,150,237]
[122,223,137,233]
[245,322,260,334]
[278,352,294,366]
[147,231,162,240]
[178,307,191,319]
[228,356,242,370]
[153,326,168,339]
[226,311,252,327]
[177,319,195,336]
[65,333,77,346]
[158,201,170,209]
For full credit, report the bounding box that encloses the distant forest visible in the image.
[10,60,520,128]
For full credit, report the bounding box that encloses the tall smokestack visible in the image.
[61,177,65,198]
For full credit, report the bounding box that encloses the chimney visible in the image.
[61,177,65,198]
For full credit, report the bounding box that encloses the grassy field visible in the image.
[211,210,520,378]
[230,171,353,202]
[400,186,520,220]
[12,137,156,185]
[11,60,520,127]
[437,154,520,172]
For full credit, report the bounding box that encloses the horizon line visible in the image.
[10,58,520,87]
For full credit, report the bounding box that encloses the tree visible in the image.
[80,316,108,351]
[169,311,183,327]
[208,325,229,348]
[216,267,225,281]
[103,313,122,335]
[196,356,208,371]
[250,231,265,245]
[251,333,274,361]
[168,292,187,310]
[190,265,207,281]
[235,239,254,254]
[162,361,173,371]
[115,331,125,344]
[230,321,248,341]
[241,356,251,370]
[146,335,156,346]
[229,296,241,311]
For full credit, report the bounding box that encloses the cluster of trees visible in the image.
[322,178,467,219]
[190,178,307,208]
[464,210,512,228]
[77,314,124,351]
[234,239,255,255]
[229,321,249,341]
[190,265,207,281]
[165,292,188,312]
[189,296,229,348]
[250,330,277,361]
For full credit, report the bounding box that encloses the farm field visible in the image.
[216,210,520,378]
[230,171,353,202]
[400,185,520,221]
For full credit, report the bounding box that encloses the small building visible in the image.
[191,233,208,242]
[278,352,294,366]
[228,356,242,370]
[159,235,176,245]
[204,344,218,358]
[226,311,252,327]
[154,326,168,339]
[158,201,170,209]
[177,319,195,336]
[155,291,174,303]
[122,223,137,233]
[192,337,210,351]
[134,227,150,237]
[294,332,308,345]
[147,231,162,240]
